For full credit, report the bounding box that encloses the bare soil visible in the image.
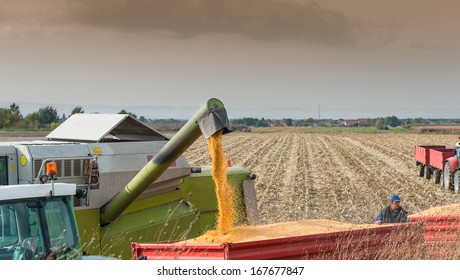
[184,129,460,225]
[407,125,460,134]
[0,131,48,141]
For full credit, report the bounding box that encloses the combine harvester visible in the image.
[0,98,258,259]
[415,139,460,193]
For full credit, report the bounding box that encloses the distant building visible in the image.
[337,119,368,126]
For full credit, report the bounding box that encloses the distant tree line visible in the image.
[0,103,61,130]
[231,116,460,128]
[0,103,140,130]
[1,103,459,130]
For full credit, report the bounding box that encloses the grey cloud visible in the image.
[0,2,10,22]
[410,42,430,50]
[0,0,63,21]
[0,0,68,36]
[0,0,395,47]
[66,0,380,46]
[409,41,458,52]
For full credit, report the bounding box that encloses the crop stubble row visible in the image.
[184,131,460,225]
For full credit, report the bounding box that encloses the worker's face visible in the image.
[390,201,400,211]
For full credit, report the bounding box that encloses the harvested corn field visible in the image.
[184,129,460,225]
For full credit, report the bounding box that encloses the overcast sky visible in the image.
[1,0,460,119]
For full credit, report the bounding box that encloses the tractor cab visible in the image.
[0,183,81,260]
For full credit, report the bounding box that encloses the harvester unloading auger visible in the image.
[100,98,233,225]
[0,98,258,259]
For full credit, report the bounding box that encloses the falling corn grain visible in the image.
[207,130,236,234]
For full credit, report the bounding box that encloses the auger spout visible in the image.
[100,98,232,226]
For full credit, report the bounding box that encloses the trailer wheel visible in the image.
[424,165,432,180]
[417,164,425,177]
[454,171,460,194]
[433,169,441,184]
[444,162,453,191]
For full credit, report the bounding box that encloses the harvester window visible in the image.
[0,198,78,260]
[0,202,45,260]
[44,199,77,253]
[0,205,18,246]
[0,156,7,185]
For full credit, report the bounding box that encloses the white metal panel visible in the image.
[0,183,76,201]
[88,141,165,156]
[28,144,91,158]
[47,114,128,142]
[46,114,168,142]
[16,145,34,184]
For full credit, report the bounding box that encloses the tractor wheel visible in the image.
[439,170,445,188]
[417,164,425,177]
[433,169,441,184]
[424,165,432,180]
[454,171,460,194]
[444,162,453,191]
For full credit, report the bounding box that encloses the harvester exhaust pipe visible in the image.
[100,98,232,226]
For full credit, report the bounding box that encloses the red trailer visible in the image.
[409,215,460,259]
[415,145,454,186]
[131,223,424,260]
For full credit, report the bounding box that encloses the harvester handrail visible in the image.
[34,156,98,184]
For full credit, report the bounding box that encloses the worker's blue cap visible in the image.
[390,194,401,202]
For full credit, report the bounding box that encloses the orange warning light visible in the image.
[46,162,58,176]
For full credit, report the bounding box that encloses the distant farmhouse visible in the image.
[337,119,369,126]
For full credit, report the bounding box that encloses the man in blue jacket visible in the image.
[374,194,408,224]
